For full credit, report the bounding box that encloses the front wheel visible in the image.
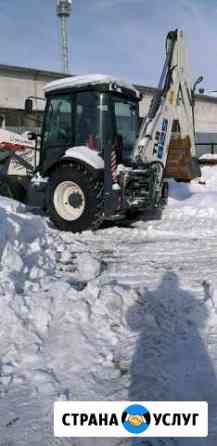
[46,164,103,232]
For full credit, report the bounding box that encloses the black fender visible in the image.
[40,146,104,179]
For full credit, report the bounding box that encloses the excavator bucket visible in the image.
[165,136,200,181]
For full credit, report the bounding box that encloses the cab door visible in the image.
[40,94,73,171]
[110,96,139,166]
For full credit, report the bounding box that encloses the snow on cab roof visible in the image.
[45,74,140,97]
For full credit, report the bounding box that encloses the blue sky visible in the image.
[0,0,217,90]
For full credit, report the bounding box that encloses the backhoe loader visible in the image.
[0,29,201,232]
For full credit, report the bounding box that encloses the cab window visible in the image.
[43,95,72,147]
[75,92,100,151]
[112,97,139,163]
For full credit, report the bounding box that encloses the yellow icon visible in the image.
[169,90,176,105]
[128,415,144,426]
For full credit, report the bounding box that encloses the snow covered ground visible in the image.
[1,166,217,445]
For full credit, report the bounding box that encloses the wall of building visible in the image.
[138,88,217,133]
[0,64,217,150]
[0,65,69,132]
[0,65,68,111]
[194,98,217,133]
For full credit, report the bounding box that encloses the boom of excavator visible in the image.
[134,29,201,182]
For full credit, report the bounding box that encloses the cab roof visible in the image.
[44,74,141,99]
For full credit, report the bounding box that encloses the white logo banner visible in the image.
[54,401,208,438]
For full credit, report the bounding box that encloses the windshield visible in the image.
[75,92,101,151]
[111,96,139,164]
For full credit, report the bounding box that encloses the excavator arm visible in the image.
[118,30,201,213]
[134,29,200,180]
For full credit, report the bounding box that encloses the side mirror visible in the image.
[25,98,33,114]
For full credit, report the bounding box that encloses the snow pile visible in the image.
[0,198,54,291]
[200,153,217,161]
[1,167,217,445]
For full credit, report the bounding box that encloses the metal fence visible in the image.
[195,133,217,158]
[195,143,217,158]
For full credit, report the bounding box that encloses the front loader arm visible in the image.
[0,129,36,175]
[134,30,196,168]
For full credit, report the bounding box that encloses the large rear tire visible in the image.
[47,164,103,232]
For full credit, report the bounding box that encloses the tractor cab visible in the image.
[38,75,141,174]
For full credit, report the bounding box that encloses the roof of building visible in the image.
[0,64,70,80]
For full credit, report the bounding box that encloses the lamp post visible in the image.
[57,0,72,73]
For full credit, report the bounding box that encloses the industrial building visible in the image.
[0,64,67,132]
[0,63,217,157]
